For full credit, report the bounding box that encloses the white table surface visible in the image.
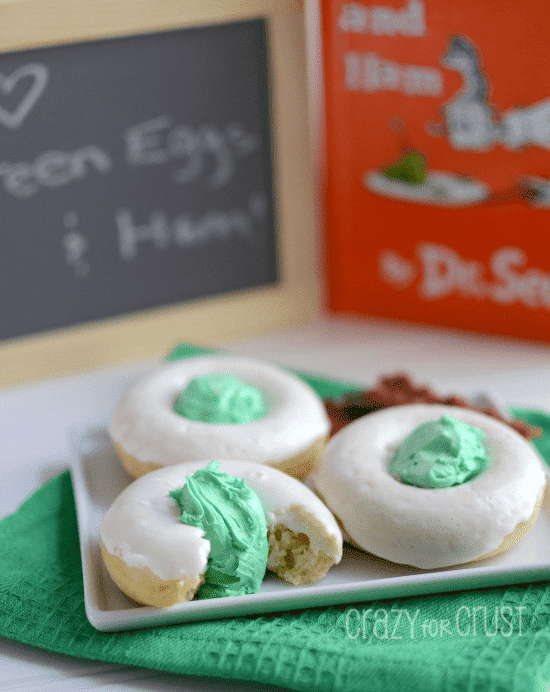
[2,314,550,691]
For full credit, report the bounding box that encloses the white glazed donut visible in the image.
[100,459,343,607]
[109,355,331,480]
[312,404,547,569]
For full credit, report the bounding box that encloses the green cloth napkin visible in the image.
[2,344,550,692]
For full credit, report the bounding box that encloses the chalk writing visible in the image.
[62,211,90,278]
[123,116,260,188]
[0,63,48,130]
[0,19,277,341]
[0,146,112,198]
[0,119,260,199]
[116,192,266,261]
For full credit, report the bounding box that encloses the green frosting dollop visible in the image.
[169,461,269,599]
[383,151,427,184]
[388,415,489,488]
[173,373,266,424]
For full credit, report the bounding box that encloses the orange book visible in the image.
[322,0,550,341]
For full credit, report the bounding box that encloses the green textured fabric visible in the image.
[2,344,550,692]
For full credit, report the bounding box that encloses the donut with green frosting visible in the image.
[313,404,546,569]
[109,355,331,480]
[100,459,343,607]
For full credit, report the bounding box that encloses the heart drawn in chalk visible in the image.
[0,63,49,130]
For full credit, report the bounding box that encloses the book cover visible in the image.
[322,0,550,341]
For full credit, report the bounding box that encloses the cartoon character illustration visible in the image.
[441,34,550,153]
[362,32,550,207]
[381,117,427,184]
[362,115,489,206]
[440,36,500,151]
[501,100,550,151]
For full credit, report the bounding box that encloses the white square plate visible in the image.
[70,424,550,632]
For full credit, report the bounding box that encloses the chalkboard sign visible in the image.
[0,0,319,387]
[0,18,277,340]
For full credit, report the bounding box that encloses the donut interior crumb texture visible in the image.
[267,522,336,585]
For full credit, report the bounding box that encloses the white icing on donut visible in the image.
[100,459,343,581]
[109,355,330,469]
[100,473,209,581]
[312,404,547,569]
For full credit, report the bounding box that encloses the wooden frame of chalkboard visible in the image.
[0,0,319,386]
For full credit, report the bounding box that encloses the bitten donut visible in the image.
[109,355,331,480]
[312,404,546,569]
[100,460,343,607]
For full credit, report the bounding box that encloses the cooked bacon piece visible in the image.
[325,373,542,440]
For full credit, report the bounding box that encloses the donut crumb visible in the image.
[267,523,333,585]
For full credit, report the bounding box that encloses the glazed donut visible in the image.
[109,355,331,480]
[312,404,547,569]
[100,459,343,607]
